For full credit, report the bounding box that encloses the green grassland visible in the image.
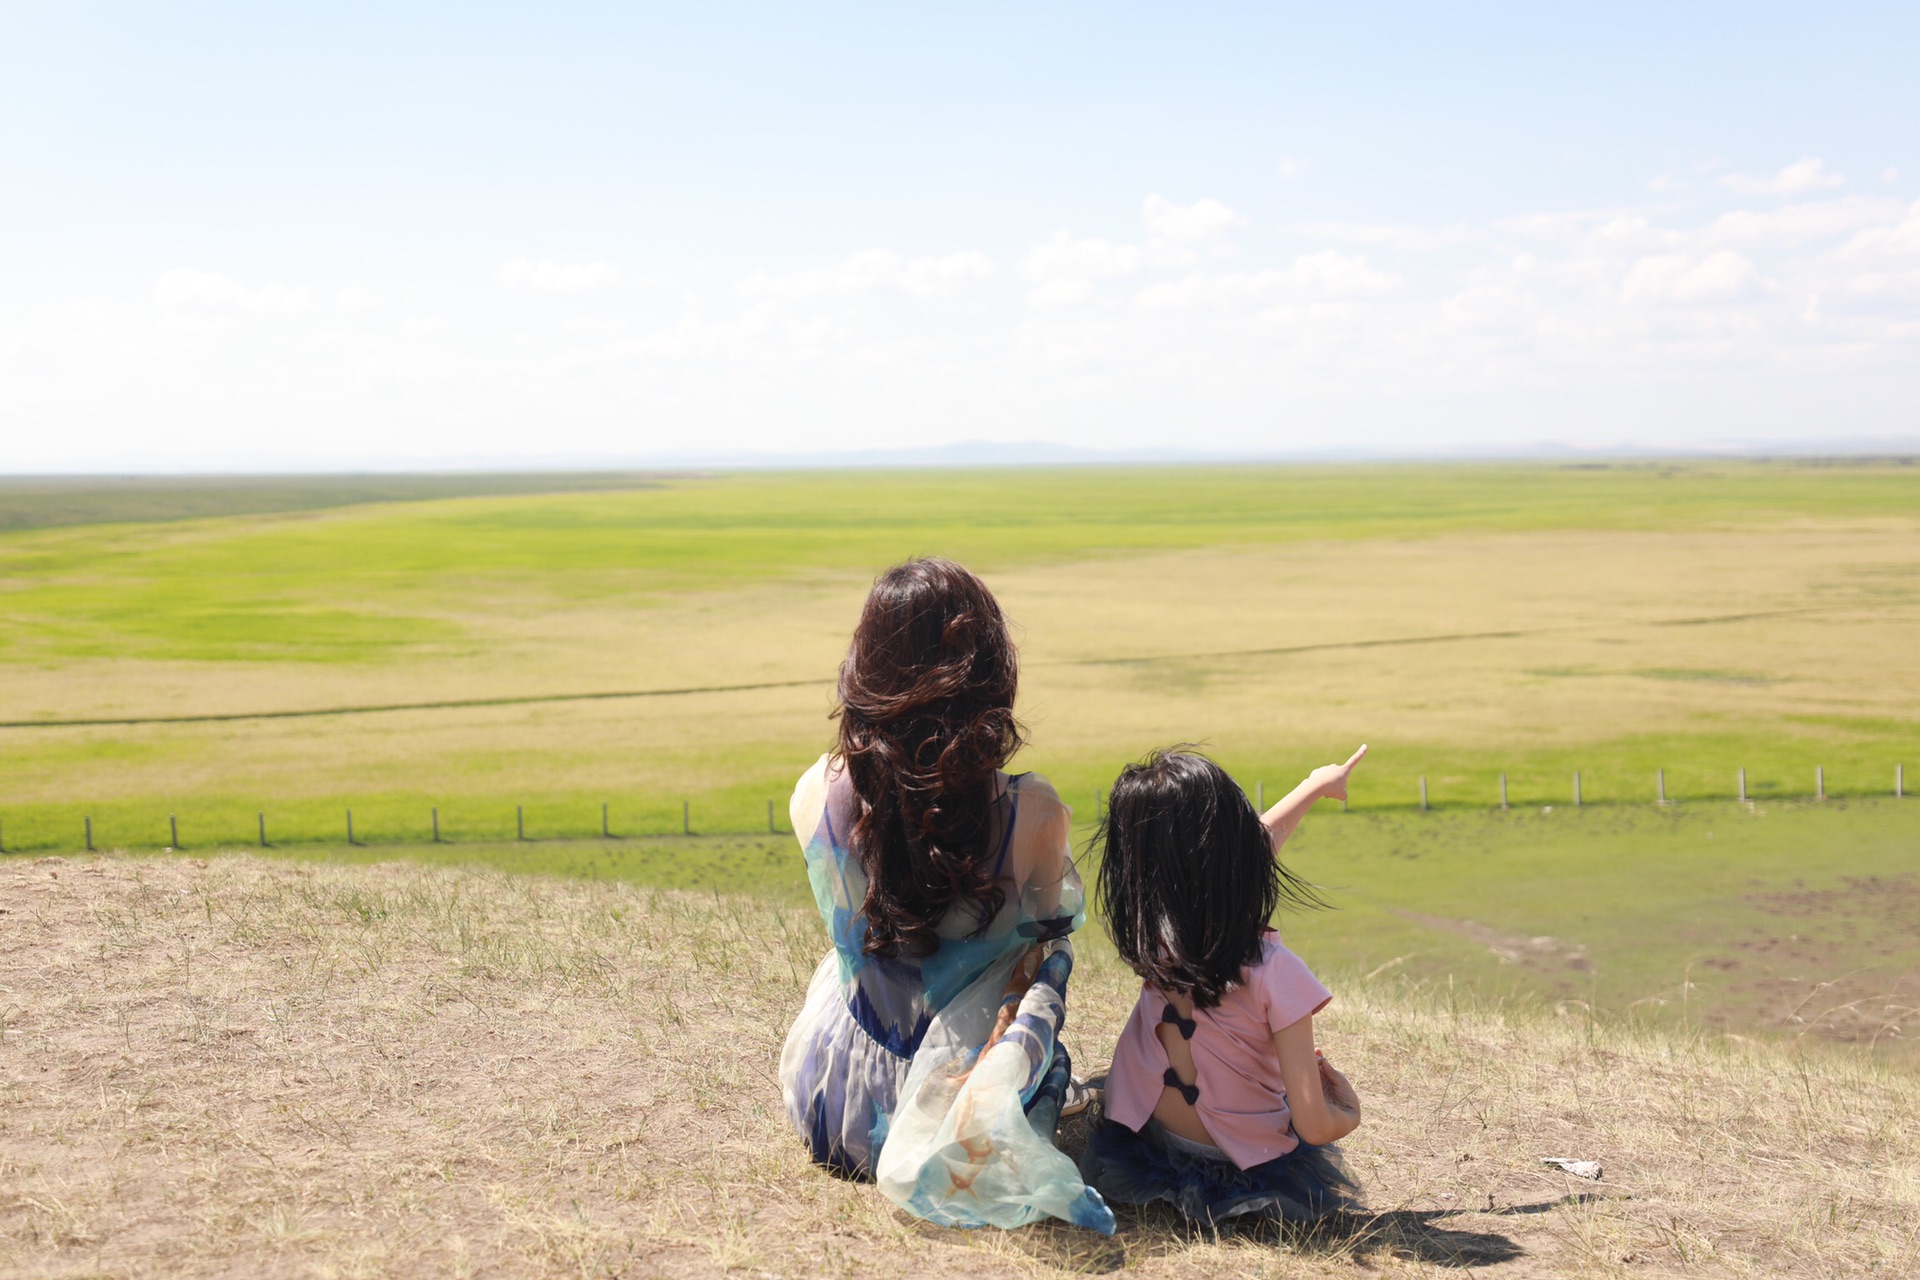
[120,794,1920,1058]
[3,460,1918,1043]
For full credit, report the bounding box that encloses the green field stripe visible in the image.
[0,678,833,729]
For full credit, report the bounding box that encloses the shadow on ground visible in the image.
[926,1198,1571,1273]
[903,1110,1604,1272]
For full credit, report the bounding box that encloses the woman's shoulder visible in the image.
[1001,770,1079,892]
[1007,769,1070,817]
[789,752,840,838]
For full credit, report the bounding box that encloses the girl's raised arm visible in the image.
[1260,744,1368,850]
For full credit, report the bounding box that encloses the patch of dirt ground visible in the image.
[1730,875,1920,1045]
[3,854,1918,1278]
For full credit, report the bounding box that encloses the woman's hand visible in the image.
[982,945,1045,1055]
[1304,744,1368,802]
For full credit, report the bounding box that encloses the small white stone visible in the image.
[1540,1157,1602,1180]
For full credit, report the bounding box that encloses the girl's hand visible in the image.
[1304,744,1368,802]
[1317,1053,1361,1113]
[1276,1016,1361,1145]
[1264,744,1370,849]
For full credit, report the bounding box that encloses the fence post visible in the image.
[86,815,93,852]
[432,807,441,843]
[517,805,526,841]
[346,810,356,845]
[0,817,5,853]
[1256,781,1264,811]
[1738,768,1747,804]
[1573,771,1582,807]
[1816,766,1825,801]
[258,812,268,847]
[1419,776,1429,811]
[682,800,691,835]
[767,799,776,834]
[604,803,612,839]
[170,814,179,849]
[1499,772,1508,810]
[1657,768,1667,806]
[1900,763,1906,799]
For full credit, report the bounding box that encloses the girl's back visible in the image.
[1105,930,1330,1168]
[1081,746,1369,1225]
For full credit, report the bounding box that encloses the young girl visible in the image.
[779,557,1112,1232]
[1082,745,1369,1225]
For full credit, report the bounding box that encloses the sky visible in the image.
[2,3,1917,471]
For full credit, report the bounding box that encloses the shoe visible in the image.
[1059,1071,1106,1119]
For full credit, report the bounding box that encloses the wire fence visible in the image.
[3,763,1909,857]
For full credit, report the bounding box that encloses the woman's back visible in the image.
[791,753,1083,1052]
[779,556,1107,1231]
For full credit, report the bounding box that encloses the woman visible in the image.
[778,557,1112,1232]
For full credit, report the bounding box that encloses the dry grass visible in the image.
[3,854,1917,1278]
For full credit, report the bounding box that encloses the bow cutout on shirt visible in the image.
[1159,1003,1196,1039]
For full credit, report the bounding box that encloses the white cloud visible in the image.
[1830,200,1920,261]
[153,269,309,314]
[1291,221,1478,252]
[1707,197,1900,249]
[1022,233,1146,305]
[1278,157,1301,180]
[1620,251,1766,304]
[334,285,384,314]
[896,252,995,297]
[739,249,994,301]
[17,186,1920,469]
[1884,166,1900,185]
[498,259,620,293]
[1491,208,1632,245]
[1024,278,1099,309]
[1142,194,1248,245]
[1025,232,1144,282]
[1133,252,1401,312]
[1722,157,1844,197]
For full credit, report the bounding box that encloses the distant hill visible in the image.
[0,471,675,531]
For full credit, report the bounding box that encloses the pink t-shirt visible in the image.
[1103,930,1332,1169]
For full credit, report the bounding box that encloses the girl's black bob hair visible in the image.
[1096,747,1327,1008]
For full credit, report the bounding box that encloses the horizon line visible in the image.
[7,435,1920,479]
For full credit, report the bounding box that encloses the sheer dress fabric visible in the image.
[777,754,1115,1233]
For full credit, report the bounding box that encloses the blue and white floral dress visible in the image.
[778,754,1114,1232]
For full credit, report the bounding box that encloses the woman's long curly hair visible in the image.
[835,557,1025,959]
[1096,748,1327,1008]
